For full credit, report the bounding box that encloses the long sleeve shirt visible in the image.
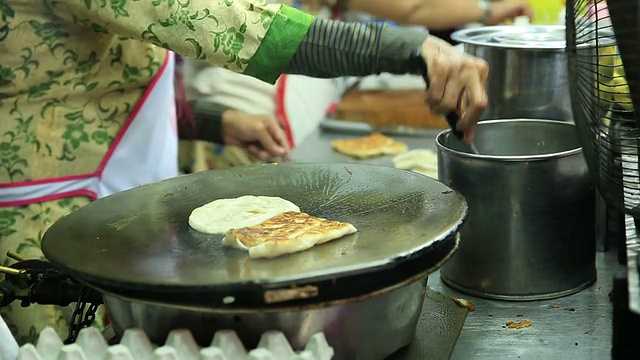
[0,1,425,184]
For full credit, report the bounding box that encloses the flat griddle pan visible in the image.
[42,163,467,306]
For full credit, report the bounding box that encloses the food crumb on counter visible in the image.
[506,319,532,329]
[548,305,560,309]
[564,307,576,312]
[452,297,476,312]
[516,314,524,317]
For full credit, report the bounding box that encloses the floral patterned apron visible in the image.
[0,53,178,344]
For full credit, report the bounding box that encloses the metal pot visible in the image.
[452,26,572,121]
[436,119,597,300]
[100,275,429,360]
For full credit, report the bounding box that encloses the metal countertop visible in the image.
[291,128,617,360]
[290,128,444,165]
[436,251,615,360]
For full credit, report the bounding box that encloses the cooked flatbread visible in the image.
[331,132,408,159]
[392,149,438,178]
[189,196,300,234]
[223,211,357,259]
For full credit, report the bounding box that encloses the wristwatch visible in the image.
[478,0,492,25]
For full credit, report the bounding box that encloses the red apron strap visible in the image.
[331,7,342,20]
[275,75,295,149]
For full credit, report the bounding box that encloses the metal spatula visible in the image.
[413,51,480,154]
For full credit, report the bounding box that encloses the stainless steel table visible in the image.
[290,128,443,165]
[292,129,617,360]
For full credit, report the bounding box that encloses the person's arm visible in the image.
[336,0,532,30]
[178,100,228,144]
[46,1,430,82]
[46,0,488,135]
[179,101,290,159]
[283,19,427,78]
[45,1,313,84]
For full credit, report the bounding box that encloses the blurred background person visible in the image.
[180,0,532,172]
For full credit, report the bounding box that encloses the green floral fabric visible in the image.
[0,196,107,345]
[0,0,312,345]
[243,5,314,84]
[0,0,312,184]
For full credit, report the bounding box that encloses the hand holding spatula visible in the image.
[413,36,488,150]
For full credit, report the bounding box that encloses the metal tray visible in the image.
[42,163,467,305]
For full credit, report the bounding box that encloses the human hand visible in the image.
[486,1,534,25]
[221,110,291,160]
[419,36,489,143]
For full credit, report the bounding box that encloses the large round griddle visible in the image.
[42,163,466,305]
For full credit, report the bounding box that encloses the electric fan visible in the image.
[566,0,640,217]
[567,3,640,358]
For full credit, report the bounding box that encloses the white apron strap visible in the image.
[98,52,178,197]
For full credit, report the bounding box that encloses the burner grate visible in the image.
[17,327,334,360]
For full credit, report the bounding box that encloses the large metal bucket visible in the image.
[436,119,596,300]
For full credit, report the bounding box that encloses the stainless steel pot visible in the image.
[101,276,429,360]
[452,26,572,121]
[436,119,597,300]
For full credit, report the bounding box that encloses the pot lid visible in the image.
[452,25,566,49]
[41,163,466,306]
[452,25,615,50]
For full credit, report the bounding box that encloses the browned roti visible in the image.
[331,132,408,159]
[224,211,357,259]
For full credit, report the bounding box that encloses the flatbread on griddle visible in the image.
[392,148,438,178]
[331,132,408,159]
[189,196,300,234]
[223,211,357,259]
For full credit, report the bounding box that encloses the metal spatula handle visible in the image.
[412,51,464,140]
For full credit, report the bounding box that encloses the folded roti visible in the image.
[223,211,357,259]
[392,149,438,178]
[189,196,300,234]
[331,132,408,159]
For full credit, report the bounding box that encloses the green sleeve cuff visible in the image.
[243,5,314,85]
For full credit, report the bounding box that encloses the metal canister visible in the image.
[436,119,596,300]
[452,26,571,121]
